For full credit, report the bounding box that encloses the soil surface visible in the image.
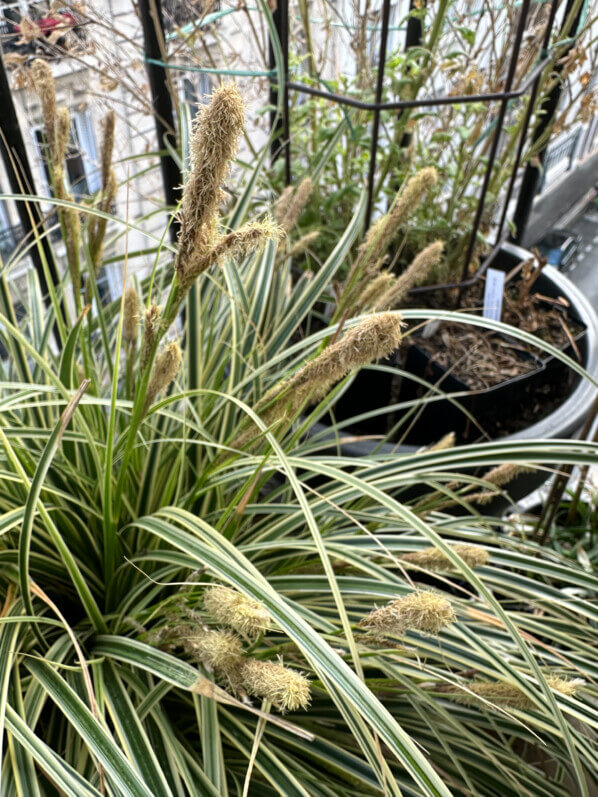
[406,267,585,390]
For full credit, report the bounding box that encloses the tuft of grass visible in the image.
[0,81,597,797]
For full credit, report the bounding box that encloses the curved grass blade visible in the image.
[4,704,102,797]
[101,662,173,796]
[12,382,105,634]
[25,658,154,797]
[124,509,452,796]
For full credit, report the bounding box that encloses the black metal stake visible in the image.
[0,49,65,325]
[459,0,533,286]
[365,0,392,227]
[495,0,561,244]
[511,0,584,245]
[269,0,291,185]
[139,0,181,241]
[400,0,424,149]
[286,56,550,112]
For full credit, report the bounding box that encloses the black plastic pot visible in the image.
[310,243,598,508]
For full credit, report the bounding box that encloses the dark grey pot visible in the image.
[309,243,598,510]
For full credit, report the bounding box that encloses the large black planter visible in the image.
[310,243,598,508]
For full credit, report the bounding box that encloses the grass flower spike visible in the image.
[89,110,117,271]
[100,109,116,190]
[274,185,294,224]
[400,544,489,572]
[239,658,311,712]
[184,629,244,676]
[354,272,395,314]
[176,84,245,286]
[360,591,455,637]
[32,61,82,306]
[467,463,534,505]
[341,168,438,313]
[204,585,272,638]
[425,431,456,452]
[272,312,402,414]
[31,59,57,160]
[143,342,182,413]
[380,240,445,307]
[200,219,282,272]
[358,168,438,270]
[447,677,583,709]
[277,178,313,232]
[55,107,70,164]
[481,463,532,487]
[287,230,320,258]
[123,287,139,346]
[140,304,161,370]
[231,312,404,452]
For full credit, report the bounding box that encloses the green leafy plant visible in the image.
[261,0,597,280]
[0,78,597,797]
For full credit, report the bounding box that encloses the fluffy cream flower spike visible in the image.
[359,590,455,637]
[55,107,70,165]
[400,544,489,572]
[341,169,438,314]
[140,305,161,370]
[467,463,533,505]
[277,178,313,232]
[481,462,532,487]
[191,219,282,276]
[89,110,118,273]
[184,629,244,676]
[357,168,438,272]
[274,185,294,224]
[239,658,311,712]
[287,230,320,259]
[353,272,395,315]
[231,312,403,452]
[378,240,445,308]
[123,287,139,346]
[31,59,57,160]
[446,676,583,709]
[100,110,115,191]
[270,311,403,416]
[176,84,245,285]
[203,585,272,639]
[31,62,82,304]
[423,431,456,453]
[143,342,181,413]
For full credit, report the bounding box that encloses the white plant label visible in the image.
[483,268,505,321]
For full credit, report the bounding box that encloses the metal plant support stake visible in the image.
[458,0,533,286]
[139,0,181,240]
[365,0,392,226]
[269,0,291,184]
[269,0,579,295]
[400,0,424,151]
[0,48,66,326]
[512,0,585,244]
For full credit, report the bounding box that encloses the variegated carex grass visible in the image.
[0,75,597,797]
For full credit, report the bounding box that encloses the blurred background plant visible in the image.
[152,0,598,282]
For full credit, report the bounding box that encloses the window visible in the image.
[179,72,212,119]
[95,263,121,307]
[0,191,21,264]
[32,108,100,199]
